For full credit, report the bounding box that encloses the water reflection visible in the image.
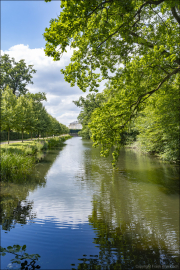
[121,148,179,195]
[1,138,179,269]
[79,141,179,195]
[0,199,36,231]
[74,140,179,268]
[78,203,179,268]
[0,244,41,270]
[24,140,93,227]
[0,148,63,231]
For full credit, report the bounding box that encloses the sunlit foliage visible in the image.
[43,0,180,166]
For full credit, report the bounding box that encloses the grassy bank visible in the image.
[0,135,71,182]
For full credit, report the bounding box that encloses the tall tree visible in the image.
[134,74,180,161]
[44,0,179,93]
[1,86,17,144]
[37,106,50,138]
[1,54,36,95]
[44,0,180,165]
[15,95,34,142]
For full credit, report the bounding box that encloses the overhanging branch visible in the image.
[131,65,180,110]
[171,7,180,25]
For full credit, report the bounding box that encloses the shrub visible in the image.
[45,137,64,148]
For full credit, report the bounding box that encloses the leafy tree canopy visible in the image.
[1,87,68,142]
[44,0,180,166]
[73,93,105,138]
[1,54,36,95]
[1,86,17,143]
[44,0,180,91]
[26,92,47,103]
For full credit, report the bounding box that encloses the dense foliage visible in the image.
[44,0,180,166]
[1,54,36,95]
[1,86,69,143]
[73,93,105,139]
[1,54,69,143]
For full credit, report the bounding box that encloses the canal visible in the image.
[1,137,179,269]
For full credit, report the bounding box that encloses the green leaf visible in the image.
[22,245,26,251]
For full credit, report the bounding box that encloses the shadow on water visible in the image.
[74,139,179,269]
[120,148,180,195]
[79,140,179,195]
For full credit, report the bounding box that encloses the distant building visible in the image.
[68,121,82,129]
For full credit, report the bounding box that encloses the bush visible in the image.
[44,136,70,148]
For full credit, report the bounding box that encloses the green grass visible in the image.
[1,153,35,182]
[0,135,71,182]
[1,141,44,156]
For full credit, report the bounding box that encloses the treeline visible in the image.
[1,86,69,143]
[0,130,35,142]
[1,54,69,143]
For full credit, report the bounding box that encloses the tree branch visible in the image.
[131,65,180,110]
[86,0,113,18]
[150,5,170,30]
[148,64,170,74]
[113,65,179,130]
[97,22,126,49]
[132,13,141,27]
[132,0,165,27]
[171,7,180,25]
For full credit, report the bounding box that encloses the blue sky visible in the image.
[1,0,87,126]
[1,0,61,50]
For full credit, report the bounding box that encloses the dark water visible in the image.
[1,137,179,269]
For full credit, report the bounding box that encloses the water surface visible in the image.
[1,137,179,269]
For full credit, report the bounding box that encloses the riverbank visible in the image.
[1,137,179,269]
[125,141,179,164]
[1,135,71,182]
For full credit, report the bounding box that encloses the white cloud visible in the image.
[25,137,94,226]
[1,44,86,126]
[57,112,80,126]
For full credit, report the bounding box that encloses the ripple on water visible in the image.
[1,138,179,269]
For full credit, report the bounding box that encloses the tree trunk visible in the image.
[22,130,24,143]
[8,129,10,144]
